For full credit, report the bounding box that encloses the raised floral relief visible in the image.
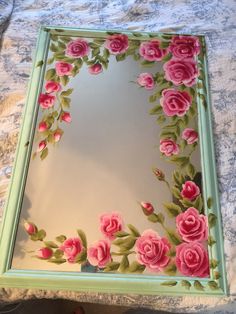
[25,32,214,282]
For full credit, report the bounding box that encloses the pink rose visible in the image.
[181,181,200,201]
[24,221,37,235]
[38,121,47,132]
[38,93,56,109]
[137,73,155,90]
[135,230,171,271]
[169,36,200,59]
[100,212,123,240]
[140,202,154,216]
[163,59,199,87]
[182,128,198,144]
[139,40,167,61]
[55,62,73,76]
[160,89,192,117]
[37,247,53,259]
[88,239,111,268]
[61,112,71,123]
[105,34,129,55]
[176,242,209,277]
[66,39,90,58]
[160,139,179,157]
[37,140,47,152]
[176,207,208,242]
[60,237,83,263]
[88,63,103,75]
[45,81,61,93]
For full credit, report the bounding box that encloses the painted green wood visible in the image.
[0,27,228,296]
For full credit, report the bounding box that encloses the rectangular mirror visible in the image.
[0,27,227,296]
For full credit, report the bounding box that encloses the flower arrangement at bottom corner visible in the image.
[23,202,210,278]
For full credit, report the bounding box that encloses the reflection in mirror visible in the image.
[12,33,209,279]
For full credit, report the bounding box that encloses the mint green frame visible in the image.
[0,26,228,296]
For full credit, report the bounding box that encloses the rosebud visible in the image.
[61,112,72,123]
[37,140,47,152]
[24,221,37,235]
[152,168,165,181]
[140,202,154,216]
[38,121,47,132]
[37,247,53,259]
[88,63,103,75]
[54,130,62,142]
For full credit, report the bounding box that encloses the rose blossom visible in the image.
[38,121,47,132]
[45,81,61,93]
[100,212,123,240]
[54,130,62,142]
[105,34,129,55]
[88,239,111,268]
[24,221,37,235]
[135,230,171,271]
[160,139,179,157]
[182,128,198,144]
[66,38,90,58]
[137,73,155,90]
[60,237,83,263]
[37,247,53,259]
[176,242,209,277]
[181,181,200,201]
[38,93,55,109]
[55,62,73,76]
[88,63,103,75]
[61,112,72,123]
[176,207,208,242]
[140,202,154,216]
[139,40,167,61]
[169,36,200,59]
[160,89,192,117]
[163,59,199,87]
[37,140,47,152]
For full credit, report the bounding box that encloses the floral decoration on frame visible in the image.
[25,31,219,291]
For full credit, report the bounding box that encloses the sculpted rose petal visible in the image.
[169,36,200,59]
[160,89,192,116]
[182,128,198,144]
[181,181,200,201]
[66,39,90,58]
[105,34,129,55]
[100,212,123,239]
[37,247,53,259]
[160,139,179,157]
[55,62,73,76]
[39,93,56,109]
[60,237,83,263]
[45,81,61,93]
[139,40,167,61]
[137,73,155,90]
[88,239,111,267]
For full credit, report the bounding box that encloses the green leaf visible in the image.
[161,281,177,287]
[45,68,56,80]
[127,224,140,237]
[171,187,181,198]
[61,97,71,109]
[40,148,48,160]
[208,235,216,247]
[60,75,69,86]
[132,32,143,37]
[77,229,87,249]
[149,105,163,115]
[214,271,221,280]
[169,156,189,168]
[30,234,39,241]
[181,280,191,290]
[163,202,181,217]
[208,280,219,290]
[119,255,129,272]
[61,88,73,96]
[36,60,44,67]
[208,213,217,228]
[104,261,120,271]
[194,280,205,291]
[172,171,184,186]
[55,29,65,32]
[50,43,59,52]
[44,241,58,248]
[59,36,72,43]
[160,131,177,141]
[164,264,177,276]
[116,53,126,62]
[149,94,157,103]
[120,237,136,251]
[50,34,58,41]
[193,195,203,213]
[160,41,170,49]
[37,229,46,241]
[186,163,196,179]
[156,115,166,124]
[141,60,155,67]
[75,249,87,263]
[53,249,64,259]
[103,48,110,59]
[129,261,145,273]
[147,213,164,223]
[92,47,100,58]
[58,41,66,49]
[210,259,219,269]
[48,258,66,264]
[162,53,172,62]
[207,197,213,209]
[114,231,130,237]
[55,235,67,243]
[180,198,194,208]
[167,230,182,245]
[47,57,54,65]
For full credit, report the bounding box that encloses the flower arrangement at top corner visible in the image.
[33,31,205,161]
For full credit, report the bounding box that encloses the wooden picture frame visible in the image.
[0,26,227,296]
